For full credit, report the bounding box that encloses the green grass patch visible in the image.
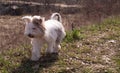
[64,29,86,43]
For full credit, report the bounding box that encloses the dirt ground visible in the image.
[0,16,27,50]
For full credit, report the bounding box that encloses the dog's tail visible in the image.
[50,13,62,22]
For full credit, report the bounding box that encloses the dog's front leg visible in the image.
[31,39,42,61]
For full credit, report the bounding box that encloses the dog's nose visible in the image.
[28,34,34,38]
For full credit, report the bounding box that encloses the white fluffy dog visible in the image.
[22,13,66,61]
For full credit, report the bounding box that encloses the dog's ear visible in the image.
[22,16,31,24]
[33,17,45,31]
[32,17,45,25]
[33,18,42,25]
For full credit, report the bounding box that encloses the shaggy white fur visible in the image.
[22,13,66,61]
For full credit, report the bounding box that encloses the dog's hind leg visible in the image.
[53,41,61,53]
[53,30,66,53]
[46,41,56,53]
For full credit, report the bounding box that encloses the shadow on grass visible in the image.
[11,53,58,73]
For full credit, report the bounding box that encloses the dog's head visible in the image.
[22,16,45,38]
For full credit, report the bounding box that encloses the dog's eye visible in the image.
[32,28,36,30]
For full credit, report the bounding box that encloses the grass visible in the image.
[0,16,120,73]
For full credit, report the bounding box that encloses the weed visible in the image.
[64,29,86,43]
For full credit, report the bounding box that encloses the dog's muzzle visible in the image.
[27,34,34,38]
